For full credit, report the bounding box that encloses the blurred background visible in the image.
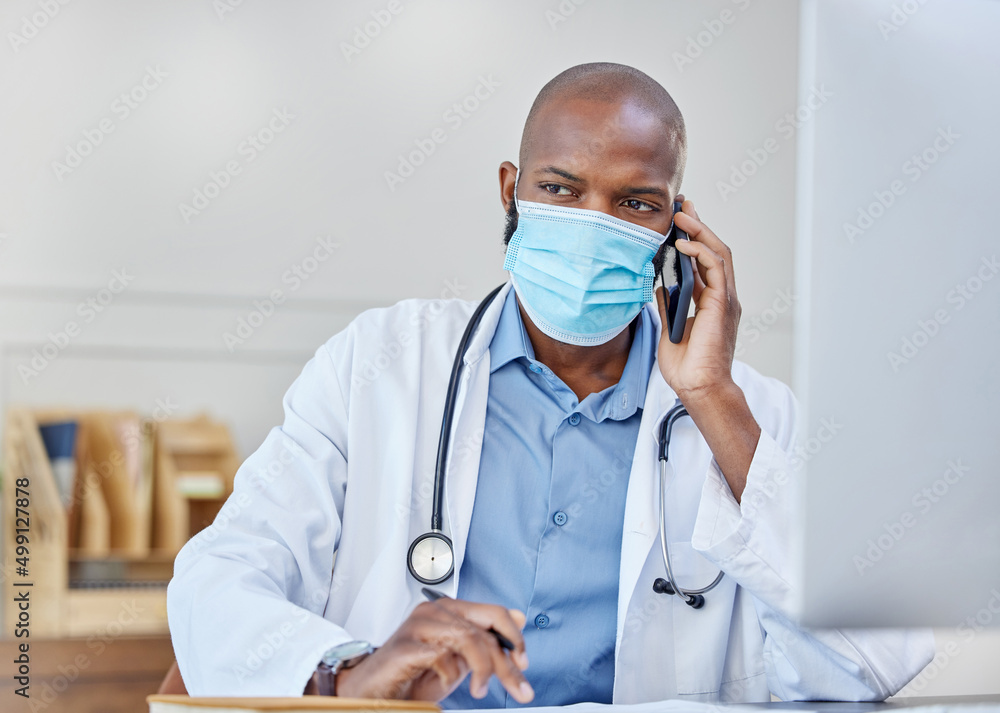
[0,0,997,710]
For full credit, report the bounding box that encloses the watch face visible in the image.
[321,640,372,667]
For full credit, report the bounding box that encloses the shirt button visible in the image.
[529,364,542,374]
[568,413,581,426]
[534,613,550,629]
[553,511,568,526]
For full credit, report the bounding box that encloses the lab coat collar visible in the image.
[461,280,514,368]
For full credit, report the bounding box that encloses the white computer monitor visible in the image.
[790,0,1000,628]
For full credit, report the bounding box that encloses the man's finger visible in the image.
[484,633,535,704]
[675,239,728,295]
[434,599,527,661]
[418,609,529,702]
[675,205,738,298]
[426,600,533,703]
[430,653,464,691]
[691,257,707,304]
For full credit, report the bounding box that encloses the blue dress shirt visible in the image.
[442,289,654,708]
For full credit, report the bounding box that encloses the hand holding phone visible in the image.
[662,200,693,344]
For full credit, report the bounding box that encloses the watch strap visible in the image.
[312,644,375,696]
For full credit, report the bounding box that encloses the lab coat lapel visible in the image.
[615,302,679,656]
[437,287,677,642]
[439,281,513,596]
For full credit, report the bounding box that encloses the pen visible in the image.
[421,587,516,652]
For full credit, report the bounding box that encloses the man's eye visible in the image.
[542,184,572,196]
[624,199,654,212]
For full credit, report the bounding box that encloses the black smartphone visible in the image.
[662,200,692,344]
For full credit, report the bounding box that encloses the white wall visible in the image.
[4,0,994,698]
[0,0,800,457]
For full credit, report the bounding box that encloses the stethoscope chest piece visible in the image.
[407,530,455,585]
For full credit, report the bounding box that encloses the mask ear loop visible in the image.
[512,168,521,213]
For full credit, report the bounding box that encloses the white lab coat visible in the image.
[167,281,933,701]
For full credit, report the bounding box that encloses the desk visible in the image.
[751,696,1000,710]
[453,696,1000,713]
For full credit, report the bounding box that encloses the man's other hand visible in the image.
[334,598,533,703]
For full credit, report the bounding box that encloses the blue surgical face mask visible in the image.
[503,171,669,346]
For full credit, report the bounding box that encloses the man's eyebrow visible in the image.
[537,166,584,183]
[625,185,669,198]
[536,166,668,199]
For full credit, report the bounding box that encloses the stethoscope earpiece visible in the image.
[652,578,675,595]
[653,578,706,608]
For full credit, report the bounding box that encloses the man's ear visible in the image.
[499,161,518,212]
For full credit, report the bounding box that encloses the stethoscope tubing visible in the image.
[430,284,505,532]
[656,404,725,606]
[412,285,725,607]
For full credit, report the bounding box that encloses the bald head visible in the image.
[519,62,687,190]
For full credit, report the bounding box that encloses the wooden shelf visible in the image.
[0,634,175,713]
[2,408,238,638]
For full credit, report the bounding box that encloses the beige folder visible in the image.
[81,413,148,555]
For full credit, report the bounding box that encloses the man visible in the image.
[167,63,933,704]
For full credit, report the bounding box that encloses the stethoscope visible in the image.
[406,284,725,609]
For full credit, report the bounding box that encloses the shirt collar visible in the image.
[487,288,654,422]
[488,288,537,373]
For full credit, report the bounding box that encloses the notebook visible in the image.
[146,695,441,713]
